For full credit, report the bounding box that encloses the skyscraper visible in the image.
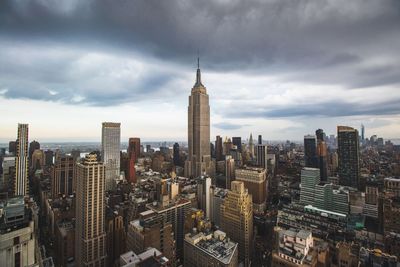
[225,155,235,190]
[185,59,213,178]
[220,181,253,266]
[258,134,262,145]
[361,124,365,143]
[235,166,267,213]
[28,140,40,167]
[127,138,139,184]
[337,126,360,189]
[173,142,180,166]
[316,129,328,181]
[8,140,16,155]
[75,154,107,266]
[215,135,223,161]
[15,123,29,196]
[52,155,75,198]
[232,137,242,152]
[304,135,318,168]
[256,144,268,170]
[101,122,121,190]
[127,137,140,162]
[197,176,212,218]
[300,167,320,206]
[126,210,174,263]
[248,133,254,159]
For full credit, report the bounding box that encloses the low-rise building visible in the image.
[272,228,317,267]
[120,247,169,267]
[184,229,238,267]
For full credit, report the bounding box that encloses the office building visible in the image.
[300,168,320,206]
[28,140,40,167]
[106,212,126,267]
[146,198,191,262]
[128,137,141,162]
[185,59,214,178]
[235,166,267,213]
[44,150,54,166]
[363,184,379,219]
[1,156,15,192]
[0,196,37,267]
[127,210,174,262]
[314,183,349,215]
[277,204,347,239]
[248,133,255,158]
[102,122,121,190]
[361,124,365,143]
[220,181,253,266]
[75,154,107,266]
[31,149,44,171]
[258,134,262,145]
[223,137,233,156]
[300,167,349,215]
[225,155,235,189]
[55,220,75,267]
[15,123,29,197]
[8,140,16,155]
[184,229,238,267]
[337,126,360,189]
[210,187,228,227]
[315,129,328,181]
[232,137,242,152]
[256,144,268,170]
[127,152,136,184]
[52,155,75,198]
[304,135,317,168]
[215,135,223,161]
[173,142,180,167]
[197,176,211,218]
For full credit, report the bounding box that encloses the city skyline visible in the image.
[1,0,400,142]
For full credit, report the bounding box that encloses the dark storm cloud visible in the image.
[1,0,400,111]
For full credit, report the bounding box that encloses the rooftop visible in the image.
[185,230,238,264]
[0,197,32,234]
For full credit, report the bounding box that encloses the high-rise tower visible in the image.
[304,135,318,168]
[337,126,360,189]
[52,155,75,198]
[15,123,29,196]
[248,133,255,159]
[220,181,253,266]
[185,58,214,178]
[101,122,121,190]
[75,154,107,266]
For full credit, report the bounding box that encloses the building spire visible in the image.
[194,55,203,87]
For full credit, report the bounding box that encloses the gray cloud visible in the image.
[0,0,400,114]
[225,98,400,119]
[214,122,250,130]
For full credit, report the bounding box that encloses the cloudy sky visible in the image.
[1,0,400,142]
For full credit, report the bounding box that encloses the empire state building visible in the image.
[184,59,215,178]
